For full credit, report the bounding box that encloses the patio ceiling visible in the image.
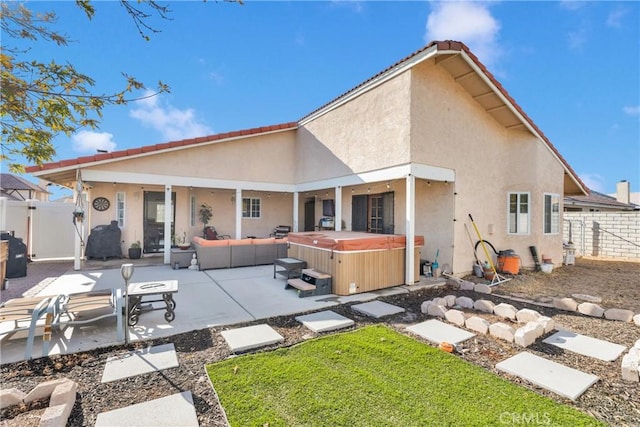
[435,53,526,132]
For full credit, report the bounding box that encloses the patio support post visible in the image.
[334,186,342,231]
[163,185,172,264]
[235,189,242,239]
[405,174,416,284]
[293,192,299,232]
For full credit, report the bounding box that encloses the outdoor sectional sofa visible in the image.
[191,236,288,270]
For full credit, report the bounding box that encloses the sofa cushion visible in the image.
[199,238,230,247]
[253,237,276,245]
[229,238,253,246]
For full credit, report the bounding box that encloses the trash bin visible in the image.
[564,243,576,265]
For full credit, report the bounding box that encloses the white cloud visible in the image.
[579,172,606,192]
[129,92,213,141]
[606,8,627,28]
[559,1,585,11]
[72,131,117,153]
[425,2,501,68]
[568,27,587,50]
[623,105,640,116]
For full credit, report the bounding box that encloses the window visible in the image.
[543,193,560,234]
[116,192,125,227]
[242,197,261,218]
[190,195,196,227]
[507,192,529,234]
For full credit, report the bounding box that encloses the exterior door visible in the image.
[304,199,316,231]
[352,195,368,231]
[143,191,175,253]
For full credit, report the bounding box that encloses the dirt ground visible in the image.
[469,257,640,313]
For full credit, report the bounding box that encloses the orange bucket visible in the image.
[497,254,520,275]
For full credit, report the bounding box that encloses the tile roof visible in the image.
[565,190,638,210]
[24,40,586,195]
[0,173,49,193]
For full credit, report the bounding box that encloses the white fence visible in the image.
[0,198,77,260]
[563,211,640,261]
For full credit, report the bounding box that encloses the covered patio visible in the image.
[0,262,443,365]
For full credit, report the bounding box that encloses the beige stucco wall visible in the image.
[90,131,297,184]
[410,60,565,273]
[296,72,412,183]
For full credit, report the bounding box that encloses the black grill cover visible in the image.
[85,221,122,260]
[1,232,28,279]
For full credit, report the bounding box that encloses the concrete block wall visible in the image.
[563,212,640,261]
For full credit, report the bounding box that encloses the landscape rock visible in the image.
[634,314,640,327]
[514,322,544,347]
[455,296,474,309]
[432,297,448,307]
[489,322,516,342]
[23,378,68,403]
[465,316,490,334]
[474,283,492,294]
[553,297,578,312]
[515,308,541,323]
[493,303,517,320]
[427,304,448,318]
[604,308,634,322]
[0,388,27,410]
[473,299,495,313]
[420,301,433,314]
[41,403,74,427]
[535,316,555,334]
[621,349,639,382]
[460,281,475,291]
[572,293,602,304]
[444,295,457,307]
[446,278,461,289]
[444,309,466,327]
[577,302,605,318]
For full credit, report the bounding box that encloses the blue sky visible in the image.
[6,1,640,199]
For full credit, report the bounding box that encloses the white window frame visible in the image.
[242,197,261,218]
[543,193,560,234]
[116,192,125,228]
[190,195,196,227]
[507,192,530,235]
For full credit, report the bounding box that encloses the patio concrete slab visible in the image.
[295,310,355,333]
[542,330,626,362]
[351,301,405,318]
[406,319,475,345]
[101,343,179,383]
[95,391,198,427]
[221,324,284,352]
[496,352,599,400]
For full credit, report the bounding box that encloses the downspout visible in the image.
[405,174,415,284]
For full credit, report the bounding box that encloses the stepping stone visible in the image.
[406,319,475,345]
[295,310,354,333]
[96,391,198,426]
[542,330,626,362]
[496,352,599,401]
[101,343,179,383]
[221,324,284,352]
[351,301,405,319]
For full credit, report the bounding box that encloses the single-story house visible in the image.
[1,173,51,202]
[26,40,588,281]
[565,180,639,212]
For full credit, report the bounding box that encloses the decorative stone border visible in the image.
[420,295,554,347]
[445,277,640,327]
[621,340,640,383]
[0,378,77,427]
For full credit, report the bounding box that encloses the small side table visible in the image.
[127,280,178,326]
[170,248,195,269]
[274,257,307,279]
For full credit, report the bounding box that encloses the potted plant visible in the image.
[177,231,190,250]
[199,203,213,236]
[128,241,142,259]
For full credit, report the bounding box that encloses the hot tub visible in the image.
[286,231,425,295]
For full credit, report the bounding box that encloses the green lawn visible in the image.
[206,325,603,426]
